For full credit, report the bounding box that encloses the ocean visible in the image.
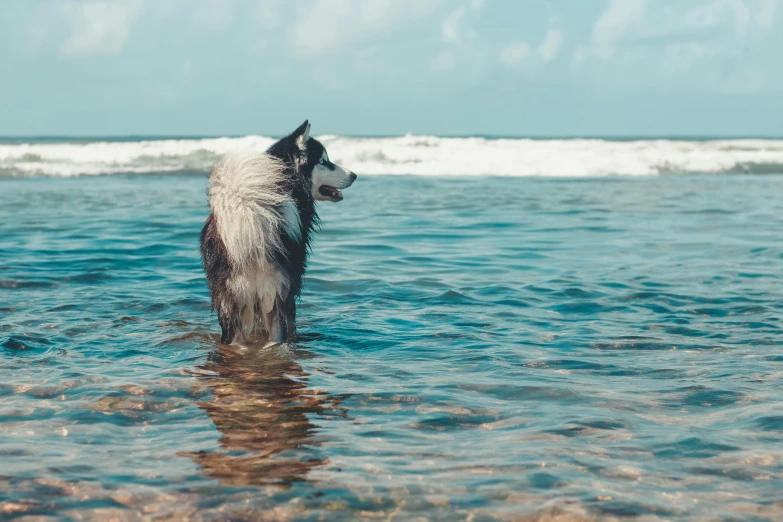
[1,136,783,520]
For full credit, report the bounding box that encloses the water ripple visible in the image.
[1,174,782,520]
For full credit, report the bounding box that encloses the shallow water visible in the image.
[1,174,783,521]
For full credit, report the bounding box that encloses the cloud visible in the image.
[755,0,782,34]
[499,41,530,67]
[440,1,485,43]
[192,0,235,31]
[290,0,444,57]
[256,0,283,30]
[441,7,466,43]
[572,0,783,93]
[499,27,564,69]
[59,0,143,57]
[537,29,564,62]
[588,0,646,59]
[431,0,487,75]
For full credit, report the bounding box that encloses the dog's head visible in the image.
[281,120,357,202]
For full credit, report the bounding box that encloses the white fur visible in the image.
[207,152,301,343]
[207,152,290,268]
[227,262,289,338]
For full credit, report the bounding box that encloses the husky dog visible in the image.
[200,121,356,345]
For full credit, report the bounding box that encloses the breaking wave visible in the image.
[2,135,783,177]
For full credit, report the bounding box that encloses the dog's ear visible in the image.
[294,120,310,151]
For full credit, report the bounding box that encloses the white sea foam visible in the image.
[2,135,783,177]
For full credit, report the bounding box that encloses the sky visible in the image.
[1,0,782,137]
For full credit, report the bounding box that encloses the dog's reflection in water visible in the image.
[184,341,340,486]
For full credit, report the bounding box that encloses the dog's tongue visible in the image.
[319,185,343,200]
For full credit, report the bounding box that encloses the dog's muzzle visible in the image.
[318,172,357,202]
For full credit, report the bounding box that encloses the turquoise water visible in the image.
[1,174,783,520]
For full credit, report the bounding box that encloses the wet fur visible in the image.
[200,121,350,345]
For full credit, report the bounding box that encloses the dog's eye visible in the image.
[319,158,326,165]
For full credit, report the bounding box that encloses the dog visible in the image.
[200,121,356,345]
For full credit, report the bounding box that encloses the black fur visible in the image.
[265,120,323,306]
[200,120,326,344]
[200,214,238,344]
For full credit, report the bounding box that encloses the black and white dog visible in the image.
[200,121,356,345]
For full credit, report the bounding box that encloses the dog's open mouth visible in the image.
[318,185,343,202]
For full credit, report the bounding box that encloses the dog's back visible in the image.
[201,153,297,344]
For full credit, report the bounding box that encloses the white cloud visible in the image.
[589,0,646,59]
[256,0,283,29]
[431,0,487,75]
[60,0,143,57]
[290,0,443,57]
[572,0,783,93]
[440,0,485,43]
[499,41,530,67]
[192,0,234,31]
[441,7,466,42]
[500,28,563,69]
[537,29,563,62]
[755,0,781,34]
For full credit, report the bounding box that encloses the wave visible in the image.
[2,135,783,177]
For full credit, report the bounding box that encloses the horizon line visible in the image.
[1,133,783,142]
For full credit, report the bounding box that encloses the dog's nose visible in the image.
[349,172,357,182]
